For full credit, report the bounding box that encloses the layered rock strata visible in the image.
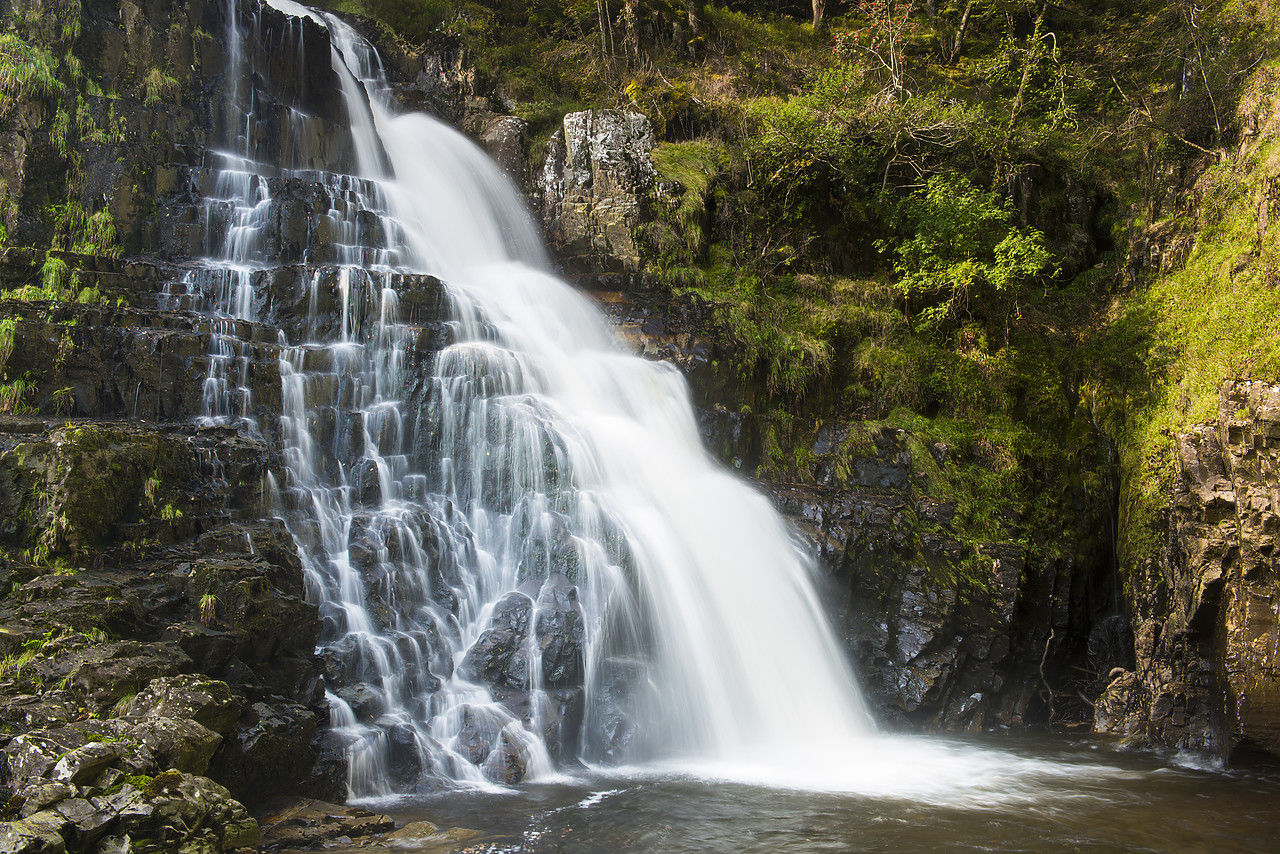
[1097,380,1280,765]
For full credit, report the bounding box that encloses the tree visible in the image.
[882,173,1053,330]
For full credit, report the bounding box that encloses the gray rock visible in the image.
[51,743,118,786]
[0,810,69,854]
[541,110,656,276]
[479,116,529,186]
[16,784,73,819]
[3,732,85,789]
[126,676,241,735]
[52,798,115,852]
[127,717,222,776]
[535,574,585,688]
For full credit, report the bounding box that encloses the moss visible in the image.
[142,770,184,798]
[1111,129,1280,574]
[124,773,154,793]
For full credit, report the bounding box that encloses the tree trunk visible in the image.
[624,0,641,64]
[948,0,974,64]
[812,0,825,31]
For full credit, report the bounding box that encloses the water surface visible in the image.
[358,733,1280,853]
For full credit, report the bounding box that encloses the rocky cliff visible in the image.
[1096,380,1280,765]
[0,0,378,849]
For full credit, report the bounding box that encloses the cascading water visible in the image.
[190,0,878,799]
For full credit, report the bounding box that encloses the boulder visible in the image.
[64,642,192,710]
[460,593,534,691]
[204,701,339,805]
[535,574,585,688]
[478,116,529,186]
[100,773,257,854]
[51,798,115,852]
[0,810,69,854]
[127,716,222,776]
[256,798,394,850]
[540,110,656,277]
[50,744,118,787]
[126,676,241,735]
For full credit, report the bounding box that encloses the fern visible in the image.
[41,255,70,293]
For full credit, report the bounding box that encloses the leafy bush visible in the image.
[880,173,1053,330]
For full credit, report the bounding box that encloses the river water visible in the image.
[355,733,1280,853]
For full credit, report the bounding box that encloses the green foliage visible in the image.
[41,255,70,292]
[671,248,835,396]
[199,592,218,626]
[646,140,726,264]
[0,649,37,679]
[0,33,64,107]
[0,317,14,377]
[1110,132,1280,570]
[0,374,35,414]
[881,173,1053,330]
[112,693,138,718]
[51,386,75,415]
[140,67,180,105]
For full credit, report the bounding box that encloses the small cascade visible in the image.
[181,0,874,799]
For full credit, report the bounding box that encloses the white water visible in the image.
[317,8,874,787]
[182,0,1117,805]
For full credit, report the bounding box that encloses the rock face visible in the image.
[1096,380,1280,764]
[0,0,387,845]
[765,427,1109,731]
[540,110,657,281]
[590,286,1120,733]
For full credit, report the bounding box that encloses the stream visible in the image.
[359,733,1280,853]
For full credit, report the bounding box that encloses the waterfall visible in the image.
[190,0,873,798]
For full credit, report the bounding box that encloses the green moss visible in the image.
[124,773,154,793]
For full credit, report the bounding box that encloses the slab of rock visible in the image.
[0,809,70,854]
[257,798,395,850]
[126,676,241,735]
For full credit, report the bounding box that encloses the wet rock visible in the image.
[460,592,534,691]
[205,701,339,805]
[585,658,644,762]
[455,705,497,766]
[383,820,481,847]
[484,729,529,785]
[385,723,423,791]
[535,574,585,688]
[332,683,383,721]
[257,798,395,850]
[758,419,1087,732]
